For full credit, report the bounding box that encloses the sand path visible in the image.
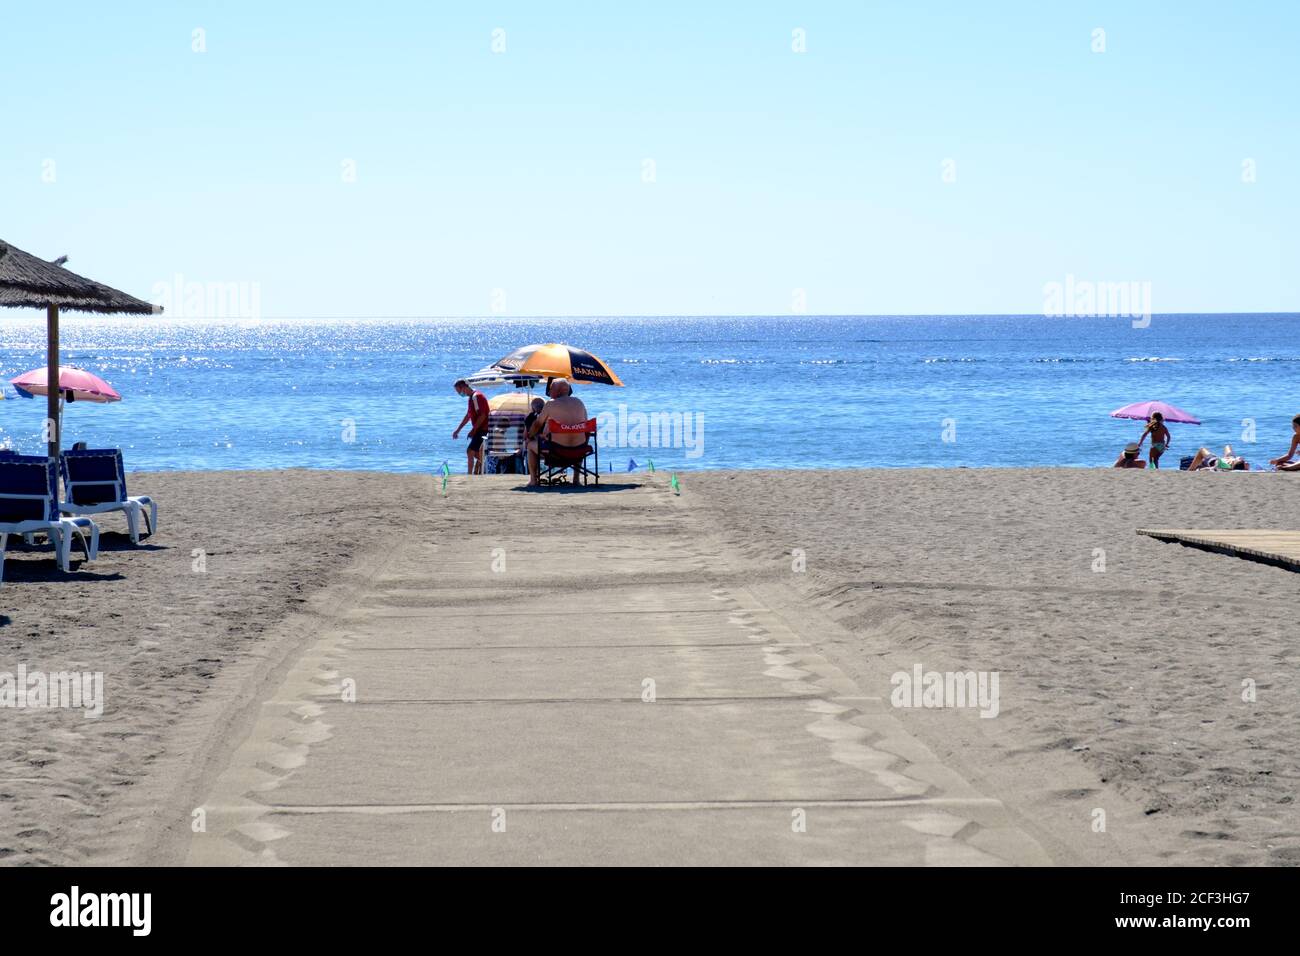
[181,475,1053,865]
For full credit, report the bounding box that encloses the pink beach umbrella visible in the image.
[10,366,121,451]
[1109,400,1200,425]
[11,365,121,403]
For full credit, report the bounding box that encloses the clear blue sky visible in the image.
[2,1,1296,317]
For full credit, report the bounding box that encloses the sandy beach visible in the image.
[1,467,1296,866]
[0,470,428,865]
[689,469,1300,866]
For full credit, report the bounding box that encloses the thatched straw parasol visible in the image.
[0,239,158,461]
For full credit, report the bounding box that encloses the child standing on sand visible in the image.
[1138,412,1171,469]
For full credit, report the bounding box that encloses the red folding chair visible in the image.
[539,418,599,486]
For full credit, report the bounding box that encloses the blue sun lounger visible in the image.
[59,448,158,544]
[0,454,100,583]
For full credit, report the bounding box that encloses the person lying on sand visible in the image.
[1268,414,1300,472]
[1187,444,1245,471]
[1113,443,1147,468]
[1137,411,1171,469]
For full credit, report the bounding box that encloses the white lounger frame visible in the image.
[60,477,157,545]
[0,494,101,584]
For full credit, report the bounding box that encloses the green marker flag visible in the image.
[441,461,451,477]
[670,473,680,495]
[648,459,656,472]
[441,474,448,496]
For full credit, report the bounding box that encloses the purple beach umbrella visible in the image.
[1109,400,1201,425]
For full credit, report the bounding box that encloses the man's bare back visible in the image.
[536,394,589,447]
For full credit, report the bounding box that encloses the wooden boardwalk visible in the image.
[182,477,1052,866]
[1138,529,1300,572]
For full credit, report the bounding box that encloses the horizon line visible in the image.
[31,310,1300,323]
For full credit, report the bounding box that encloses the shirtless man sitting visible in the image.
[527,379,589,486]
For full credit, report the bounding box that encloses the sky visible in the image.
[2,1,1297,319]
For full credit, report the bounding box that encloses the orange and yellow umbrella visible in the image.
[485,343,624,387]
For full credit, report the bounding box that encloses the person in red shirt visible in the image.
[452,379,490,474]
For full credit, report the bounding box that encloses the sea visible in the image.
[1,313,1297,473]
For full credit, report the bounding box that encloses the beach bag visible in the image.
[1179,456,1194,470]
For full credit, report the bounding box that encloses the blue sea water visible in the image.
[1,314,1297,472]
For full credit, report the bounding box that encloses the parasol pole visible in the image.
[46,304,60,463]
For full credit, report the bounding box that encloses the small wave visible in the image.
[922,357,982,364]
[700,358,767,365]
[1125,357,1183,363]
[1226,356,1300,363]
[1032,357,1106,363]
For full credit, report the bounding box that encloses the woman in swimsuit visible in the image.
[1187,444,1243,471]
[1268,414,1300,472]
[1138,412,1171,469]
